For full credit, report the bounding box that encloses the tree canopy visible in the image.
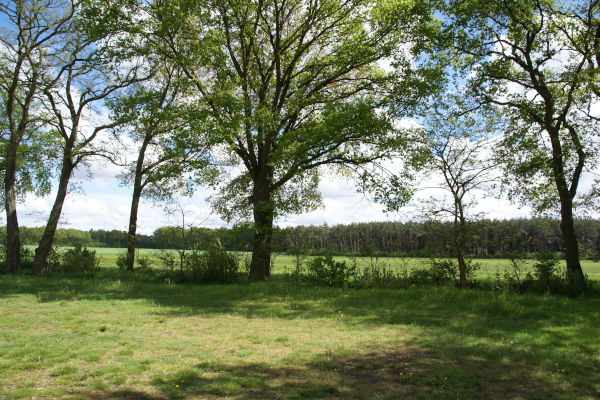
[152,0,441,279]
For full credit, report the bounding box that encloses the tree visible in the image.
[444,0,600,295]
[419,97,498,288]
[109,65,216,272]
[153,0,439,280]
[0,95,55,213]
[31,0,149,274]
[0,0,73,273]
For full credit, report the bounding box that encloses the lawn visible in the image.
[2,250,600,399]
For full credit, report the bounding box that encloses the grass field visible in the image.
[1,249,599,399]
[47,246,600,281]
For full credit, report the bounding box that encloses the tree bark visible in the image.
[248,180,274,281]
[126,186,142,272]
[32,155,74,275]
[3,141,20,274]
[559,197,586,296]
[126,137,150,272]
[547,126,586,296]
[456,204,467,289]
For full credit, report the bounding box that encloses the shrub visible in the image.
[158,250,177,272]
[48,247,61,271]
[116,252,128,271]
[181,245,240,284]
[533,250,564,292]
[408,267,433,285]
[356,262,404,289]
[496,257,535,293]
[408,258,460,286]
[136,255,152,271]
[429,258,457,284]
[20,247,35,271]
[465,260,481,282]
[61,244,100,279]
[306,254,357,287]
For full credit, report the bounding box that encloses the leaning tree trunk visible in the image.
[248,176,274,281]
[126,138,150,272]
[32,156,74,275]
[3,143,20,274]
[126,184,142,272]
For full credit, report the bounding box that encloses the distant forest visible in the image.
[6,218,600,259]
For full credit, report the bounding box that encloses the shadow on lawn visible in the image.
[2,274,600,399]
[67,346,592,400]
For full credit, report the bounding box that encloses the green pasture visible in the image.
[45,246,600,282]
[1,266,599,399]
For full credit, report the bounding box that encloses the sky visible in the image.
[5,7,597,235]
[9,156,537,235]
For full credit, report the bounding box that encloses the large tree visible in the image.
[109,65,216,272]
[31,0,149,274]
[444,0,600,295]
[0,0,73,273]
[153,0,439,280]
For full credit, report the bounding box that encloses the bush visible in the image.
[61,244,100,279]
[493,253,565,294]
[409,259,457,285]
[117,252,154,276]
[356,262,404,289]
[20,247,35,271]
[48,247,61,271]
[495,257,534,293]
[116,252,128,271]
[533,250,564,293]
[306,254,357,287]
[408,267,433,285]
[429,258,457,284]
[173,245,240,284]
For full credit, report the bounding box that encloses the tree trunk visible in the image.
[559,198,586,296]
[126,186,142,272]
[547,126,586,296]
[32,156,74,275]
[456,243,467,289]
[126,138,150,272]
[3,143,20,274]
[456,204,467,289]
[248,185,274,281]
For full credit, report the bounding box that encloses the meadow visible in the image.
[87,247,600,281]
[1,249,599,399]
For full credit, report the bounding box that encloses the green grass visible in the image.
[43,246,600,281]
[1,252,600,399]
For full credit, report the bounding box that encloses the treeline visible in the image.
[11,227,155,249]
[275,219,600,258]
[6,218,600,258]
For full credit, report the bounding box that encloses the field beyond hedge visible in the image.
[1,251,599,399]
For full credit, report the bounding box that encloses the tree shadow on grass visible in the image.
[2,274,600,398]
[70,388,168,399]
[68,346,595,399]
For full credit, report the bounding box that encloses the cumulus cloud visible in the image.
[16,148,550,234]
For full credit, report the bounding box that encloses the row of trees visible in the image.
[9,218,600,259]
[2,0,599,294]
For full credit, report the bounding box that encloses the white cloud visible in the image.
[16,159,542,235]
